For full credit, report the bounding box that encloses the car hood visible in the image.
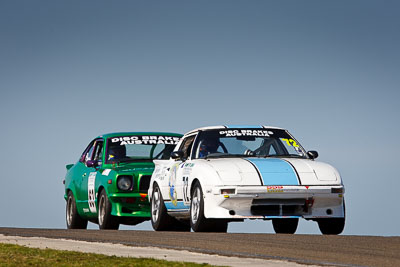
[103,162,155,175]
[203,157,340,186]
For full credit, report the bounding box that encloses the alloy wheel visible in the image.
[152,188,161,223]
[191,187,200,224]
[66,196,73,226]
[98,195,105,226]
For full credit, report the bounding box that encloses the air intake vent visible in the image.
[139,175,151,193]
[250,198,309,216]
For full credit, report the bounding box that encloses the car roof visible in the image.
[185,125,285,135]
[97,132,183,139]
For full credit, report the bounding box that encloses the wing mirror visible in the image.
[171,151,184,160]
[307,151,319,159]
[86,160,99,168]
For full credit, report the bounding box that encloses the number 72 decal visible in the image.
[281,138,299,147]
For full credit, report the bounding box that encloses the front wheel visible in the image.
[151,185,175,231]
[272,218,298,234]
[151,185,190,231]
[318,218,345,235]
[190,182,227,232]
[98,190,119,230]
[66,191,88,229]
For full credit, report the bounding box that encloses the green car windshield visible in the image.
[106,135,180,163]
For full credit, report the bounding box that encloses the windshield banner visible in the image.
[219,129,274,137]
[111,136,180,145]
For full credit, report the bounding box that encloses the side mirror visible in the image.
[171,151,184,160]
[307,150,319,159]
[86,160,99,168]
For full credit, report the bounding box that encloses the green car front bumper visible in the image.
[109,192,150,217]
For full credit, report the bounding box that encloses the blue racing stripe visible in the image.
[245,158,299,185]
[225,125,263,129]
[165,201,189,210]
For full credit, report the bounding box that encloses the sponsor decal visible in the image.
[102,169,111,176]
[111,136,180,145]
[168,163,179,206]
[183,163,195,175]
[184,163,195,167]
[83,208,89,213]
[219,130,273,137]
[267,185,284,193]
[88,172,97,213]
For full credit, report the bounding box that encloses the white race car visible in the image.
[148,125,345,234]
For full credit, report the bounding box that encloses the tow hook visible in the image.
[304,198,314,212]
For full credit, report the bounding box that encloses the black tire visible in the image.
[66,191,88,229]
[190,182,228,232]
[98,189,119,230]
[151,184,190,231]
[272,218,298,234]
[318,218,345,235]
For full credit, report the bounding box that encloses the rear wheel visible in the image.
[66,191,88,229]
[98,190,119,230]
[151,184,190,231]
[272,218,298,234]
[190,182,228,232]
[318,218,345,235]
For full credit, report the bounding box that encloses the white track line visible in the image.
[0,234,314,267]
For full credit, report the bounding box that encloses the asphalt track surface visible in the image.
[0,228,399,267]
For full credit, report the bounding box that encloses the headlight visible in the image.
[117,175,133,191]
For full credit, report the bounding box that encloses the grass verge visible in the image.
[0,243,214,267]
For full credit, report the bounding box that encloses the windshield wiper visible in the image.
[110,158,153,164]
[204,153,245,159]
[264,154,305,158]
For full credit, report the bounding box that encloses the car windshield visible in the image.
[106,135,181,163]
[193,128,307,159]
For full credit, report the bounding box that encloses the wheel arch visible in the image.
[149,181,160,201]
[65,187,76,201]
[190,178,201,195]
[97,185,106,201]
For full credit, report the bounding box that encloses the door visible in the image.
[77,139,103,214]
[167,134,196,209]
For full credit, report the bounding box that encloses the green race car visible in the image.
[64,132,182,230]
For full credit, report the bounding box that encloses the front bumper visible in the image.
[108,192,151,217]
[203,185,345,219]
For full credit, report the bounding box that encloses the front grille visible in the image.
[250,198,308,216]
[139,175,151,193]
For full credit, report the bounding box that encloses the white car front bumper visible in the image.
[203,185,345,220]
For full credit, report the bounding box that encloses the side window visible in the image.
[93,141,103,163]
[80,141,95,163]
[179,135,196,159]
[267,144,277,155]
[85,145,95,162]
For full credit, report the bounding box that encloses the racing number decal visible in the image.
[182,176,189,203]
[281,138,299,147]
[88,172,97,213]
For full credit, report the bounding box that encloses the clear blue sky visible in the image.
[1,0,399,235]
